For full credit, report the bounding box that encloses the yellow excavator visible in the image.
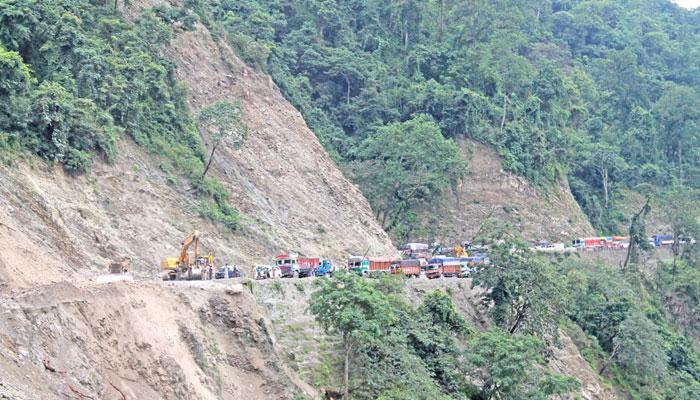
[453,245,469,258]
[160,231,213,281]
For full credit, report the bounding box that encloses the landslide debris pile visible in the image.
[0,281,314,400]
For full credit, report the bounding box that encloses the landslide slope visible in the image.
[0,3,391,399]
[0,1,394,290]
[419,140,594,244]
[0,281,315,399]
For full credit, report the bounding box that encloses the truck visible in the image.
[275,253,320,278]
[393,259,424,278]
[400,243,431,259]
[347,256,394,276]
[572,237,605,249]
[424,263,442,279]
[652,234,674,247]
[314,259,335,277]
[438,258,462,277]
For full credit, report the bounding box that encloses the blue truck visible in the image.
[314,259,335,277]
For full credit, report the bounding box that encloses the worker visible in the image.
[208,264,213,280]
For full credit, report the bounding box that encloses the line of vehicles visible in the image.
[156,232,690,282]
[535,234,693,252]
[253,242,490,281]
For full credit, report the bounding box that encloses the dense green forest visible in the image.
[1,2,700,400]
[2,0,700,236]
[0,0,241,228]
[189,0,700,236]
[307,230,700,400]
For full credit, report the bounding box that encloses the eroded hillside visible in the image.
[0,1,395,290]
[0,281,315,399]
[418,140,594,244]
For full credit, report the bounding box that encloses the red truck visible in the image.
[441,261,461,278]
[275,253,320,278]
[428,257,461,277]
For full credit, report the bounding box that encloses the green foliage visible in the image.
[612,311,668,384]
[196,177,240,230]
[0,1,242,229]
[310,271,479,399]
[564,258,700,398]
[198,100,248,149]
[189,0,700,233]
[465,328,579,400]
[471,236,568,343]
[350,115,466,240]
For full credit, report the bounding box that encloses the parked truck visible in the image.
[424,263,442,279]
[438,258,462,277]
[393,259,424,278]
[275,253,320,278]
[314,259,335,277]
[348,256,394,276]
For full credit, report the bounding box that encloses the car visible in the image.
[215,265,245,279]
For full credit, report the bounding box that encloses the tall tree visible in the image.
[309,271,396,399]
[465,328,579,399]
[197,100,248,180]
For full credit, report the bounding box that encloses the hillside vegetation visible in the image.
[1,1,700,400]
[193,0,700,237]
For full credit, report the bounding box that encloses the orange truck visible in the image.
[348,256,395,275]
[424,263,442,279]
[393,259,424,278]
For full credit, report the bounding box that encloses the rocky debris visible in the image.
[0,282,312,400]
[225,284,245,295]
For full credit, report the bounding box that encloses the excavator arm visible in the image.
[178,230,199,266]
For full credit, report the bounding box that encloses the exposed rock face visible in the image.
[418,139,595,244]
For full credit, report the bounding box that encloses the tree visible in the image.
[599,312,668,385]
[0,45,32,133]
[654,86,700,186]
[585,143,625,209]
[623,196,652,269]
[465,328,579,399]
[472,237,569,342]
[197,100,248,180]
[351,115,466,239]
[309,271,396,399]
[661,187,700,274]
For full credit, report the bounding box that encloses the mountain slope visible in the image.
[0,3,394,290]
[419,139,594,243]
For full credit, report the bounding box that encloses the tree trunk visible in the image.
[623,197,651,270]
[343,337,352,400]
[598,341,621,375]
[678,145,683,186]
[509,303,529,334]
[345,74,351,105]
[500,93,509,134]
[201,141,220,180]
[672,237,679,275]
[602,167,609,209]
[439,0,445,41]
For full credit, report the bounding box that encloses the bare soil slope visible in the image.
[423,140,594,244]
[0,281,314,399]
[0,4,394,290]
